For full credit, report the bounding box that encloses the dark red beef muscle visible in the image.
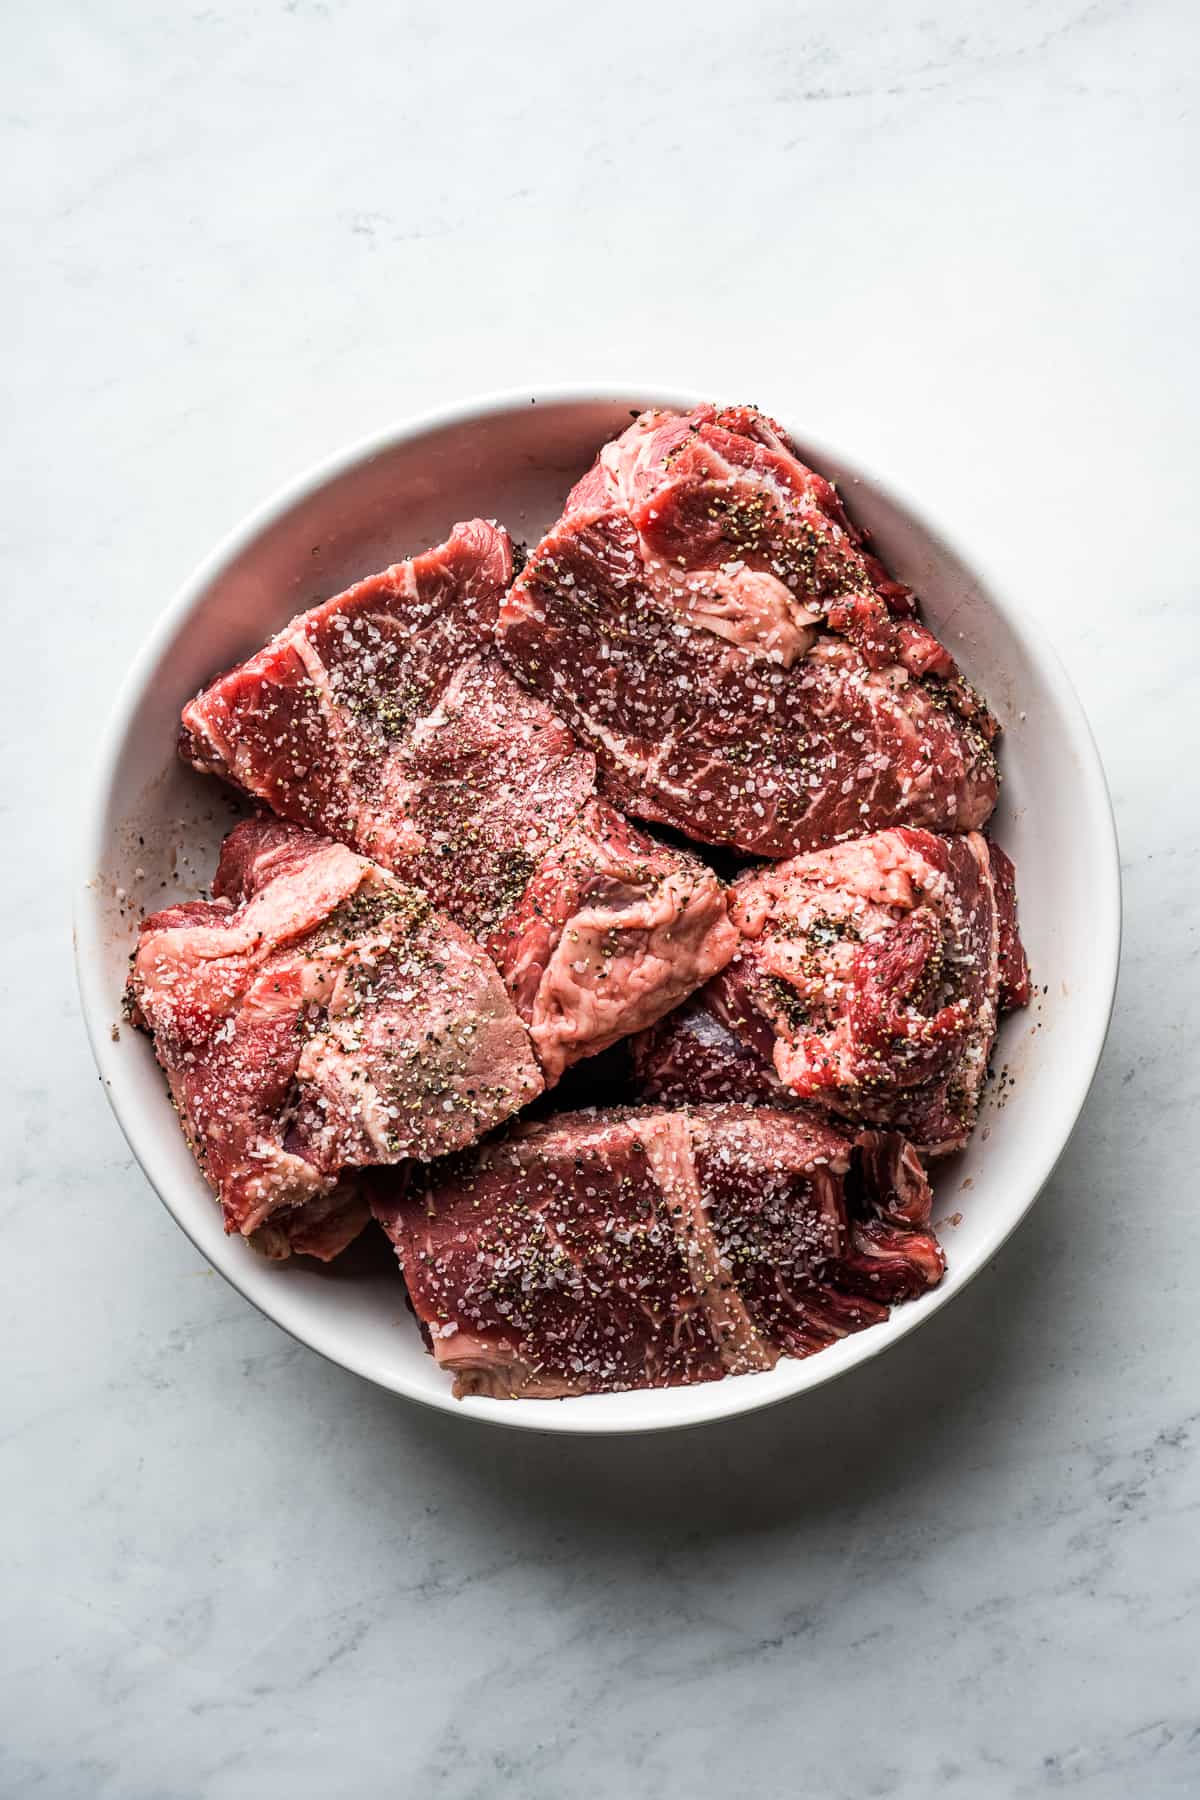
[988,840,1032,1011]
[634,991,797,1109]
[499,405,998,858]
[372,1105,943,1400]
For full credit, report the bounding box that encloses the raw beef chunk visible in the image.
[179,530,736,1076]
[634,828,1029,1154]
[127,818,542,1259]
[371,1105,944,1400]
[179,520,514,857]
[633,991,788,1108]
[487,799,737,1081]
[344,652,595,938]
[498,405,998,857]
[988,840,1033,1010]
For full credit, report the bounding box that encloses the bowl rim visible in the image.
[74,383,1122,1436]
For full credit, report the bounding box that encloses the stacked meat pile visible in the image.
[129,403,1028,1401]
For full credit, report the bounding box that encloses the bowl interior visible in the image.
[76,390,1119,1434]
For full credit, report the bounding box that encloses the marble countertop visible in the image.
[5,2,1198,1794]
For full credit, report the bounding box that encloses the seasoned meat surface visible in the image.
[372,1105,943,1399]
[499,405,997,857]
[127,817,542,1258]
[635,828,1029,1154]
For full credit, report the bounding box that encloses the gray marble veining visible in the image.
[4,1,1198,1794]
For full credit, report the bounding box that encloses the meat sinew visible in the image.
[634,828,1029,1155]
[499,405,998,858]
[371,1105,944,1400]
[127,818,543,1259]
[179,527,736,1075]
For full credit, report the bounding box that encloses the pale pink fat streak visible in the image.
[639,1112,776,1375]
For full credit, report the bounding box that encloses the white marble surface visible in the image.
[4,2,1197,1794]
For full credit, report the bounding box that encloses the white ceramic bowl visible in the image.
[75,387,1120,1435]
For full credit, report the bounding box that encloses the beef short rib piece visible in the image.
[179,520,516,855]
[499,405,998,858]
[372,1105,944,1400]
[179,528,735,1077]
[487,799,737,1081]
[635,828,1029,1154]
[348,651,595,938]
[127,818,542,1259]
